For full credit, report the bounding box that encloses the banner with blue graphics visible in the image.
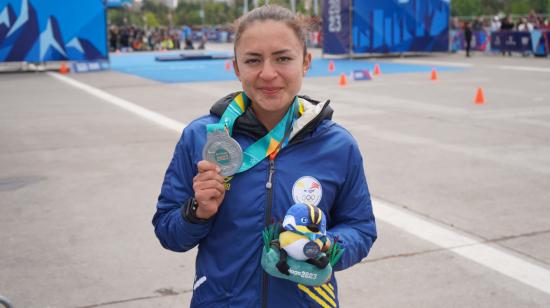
[0,0,108,62]
[322,0,351,54]
[450,30,490,52]
[351,0,450,54]
[491,30,549,56]
[490,31,532,53]
[106,0,133,8]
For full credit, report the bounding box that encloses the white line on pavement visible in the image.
[498,65,550,73]
[373,198,550,295]
[50,72,550,296]
[390,59,473,68]
[47,72,186,133]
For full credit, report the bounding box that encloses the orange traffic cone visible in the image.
[59,62,70,74]
[225,60,232,71]
[373,64,381,76]
[328,60,335,72]
[430,68,438,81]
[474,87,485,105]
[338,73,348,87]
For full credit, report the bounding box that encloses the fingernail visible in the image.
[216,167,221,173]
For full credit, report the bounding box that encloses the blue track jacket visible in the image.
[153,93,377,308]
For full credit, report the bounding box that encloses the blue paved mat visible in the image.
[109,51,463,83]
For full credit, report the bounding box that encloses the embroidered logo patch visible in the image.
[292,176,322,206]
[224,176,233,190]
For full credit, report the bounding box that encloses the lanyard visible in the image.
[206,92,300,174]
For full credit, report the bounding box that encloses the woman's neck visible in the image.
[250,105,287,131]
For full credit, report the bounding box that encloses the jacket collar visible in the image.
[209,92,333,143]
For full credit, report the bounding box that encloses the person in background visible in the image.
[464,21,473,57]
[490,16,501,32]
[109,25,118,52]
[500,15,514,56]
[152,4,377,307]
[182,24,194,50]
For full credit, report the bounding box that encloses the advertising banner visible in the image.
[450,30,490,52]
[490,31,532,53]
[106,0,133,8]
[322,0,351,55]
[352,0,450,53]
[0,0,108,62]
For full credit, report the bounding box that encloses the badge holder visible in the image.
[261,224,344,287]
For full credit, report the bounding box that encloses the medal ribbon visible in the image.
[206,92,301,174]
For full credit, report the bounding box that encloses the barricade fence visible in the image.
[450,29,550,56]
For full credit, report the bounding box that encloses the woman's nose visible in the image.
[259,60,277,80]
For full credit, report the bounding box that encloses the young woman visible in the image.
[153,5,377,307]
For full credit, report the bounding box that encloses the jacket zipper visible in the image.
[262,158,275,308]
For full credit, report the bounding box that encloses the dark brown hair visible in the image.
[233,5,310,58]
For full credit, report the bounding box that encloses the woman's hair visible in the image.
[233,5,310,58]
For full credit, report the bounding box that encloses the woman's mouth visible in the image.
[260,87,282,96]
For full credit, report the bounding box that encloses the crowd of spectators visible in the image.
[108,16,322,53]
[451,10,550,33]
[108,25,232,52]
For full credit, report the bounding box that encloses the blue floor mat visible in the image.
[109,51,463,83]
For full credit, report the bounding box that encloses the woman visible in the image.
[153,5,377,307]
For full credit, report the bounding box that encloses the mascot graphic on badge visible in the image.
[292,176,322,206]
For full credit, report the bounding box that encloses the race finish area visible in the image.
[109,50,463,83]
[1,44,550,307]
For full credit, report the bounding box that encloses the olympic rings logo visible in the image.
[292,176,323,207]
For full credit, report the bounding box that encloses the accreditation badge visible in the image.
[203,129,243,176]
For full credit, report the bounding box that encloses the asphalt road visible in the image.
[1,47,549,307]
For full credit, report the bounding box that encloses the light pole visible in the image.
[200,0,205,25]
[313,0,318,16]
[243,0,249,14]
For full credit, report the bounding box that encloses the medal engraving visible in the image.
[303,241,321,259]
[203,130,243,176]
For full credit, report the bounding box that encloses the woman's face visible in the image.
[234,20,311,117]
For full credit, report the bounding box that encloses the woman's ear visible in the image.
[233,58,240,80]
[303,52,312,76]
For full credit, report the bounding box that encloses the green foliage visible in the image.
[451,0,482,16]
[262,224,280,251]
[144,12,160,28]
[326,241,344,267]
[452,0,550,16]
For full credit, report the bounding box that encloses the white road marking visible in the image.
[498,65,550,73]
[47,72,186,133]
[50,72,550,295]
[390,59,473,68]
[373,198,550,295]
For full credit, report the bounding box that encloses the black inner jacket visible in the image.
[209,92,334,144]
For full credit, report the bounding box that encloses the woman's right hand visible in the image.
[192,160,226,219]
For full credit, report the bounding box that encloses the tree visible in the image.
[451,0,482,16]
[144,11,160,28]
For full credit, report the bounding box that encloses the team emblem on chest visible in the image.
[292,176,323,206]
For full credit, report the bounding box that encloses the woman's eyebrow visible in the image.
[243,52,262,57]
[272,49,292,55]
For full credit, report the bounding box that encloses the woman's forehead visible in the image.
[236,20,301,52]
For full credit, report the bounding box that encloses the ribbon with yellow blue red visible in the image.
[207,92,302,174]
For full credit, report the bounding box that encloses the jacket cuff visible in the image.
[181,198,212,224]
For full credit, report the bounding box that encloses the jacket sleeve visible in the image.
[327,141,377,271]
[152,130,212,252]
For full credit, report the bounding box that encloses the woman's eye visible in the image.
[277,56,292,63]
[245,58,260,64]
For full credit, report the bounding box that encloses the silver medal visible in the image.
[203,130,243,176]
